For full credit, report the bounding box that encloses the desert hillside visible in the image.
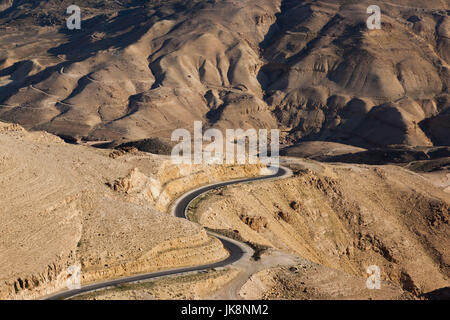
[0,0,449,302]
[0,120,265,299]
[193,159,450,297]
[0,121,448,300]
[0,0,448,147]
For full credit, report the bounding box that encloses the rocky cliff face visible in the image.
[193,160,450,297]
[0,121,263,299]
[0,0,448,147]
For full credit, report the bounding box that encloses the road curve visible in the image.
[45,166,291,300]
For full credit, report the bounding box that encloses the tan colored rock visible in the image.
[0,121,263,299]
[194,159,450,297]
[0,0,448,147]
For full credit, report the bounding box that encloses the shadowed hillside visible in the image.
[0,0,449,148]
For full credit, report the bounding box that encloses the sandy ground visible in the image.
[192,158,449,298]
[1,121,448,300]
[74,245,412,300]
[421,171,450,193]
[0,121,264,299]
[70,268,242,300]
[79,156,448,301]
[1,0,449,301]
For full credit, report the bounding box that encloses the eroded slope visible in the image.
[193,159,450,297]
[0,0,448,147]
[0,121,264,299]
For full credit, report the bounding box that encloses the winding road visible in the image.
[45,165,291,300]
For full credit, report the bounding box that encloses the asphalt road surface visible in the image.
[45,166,290,300]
